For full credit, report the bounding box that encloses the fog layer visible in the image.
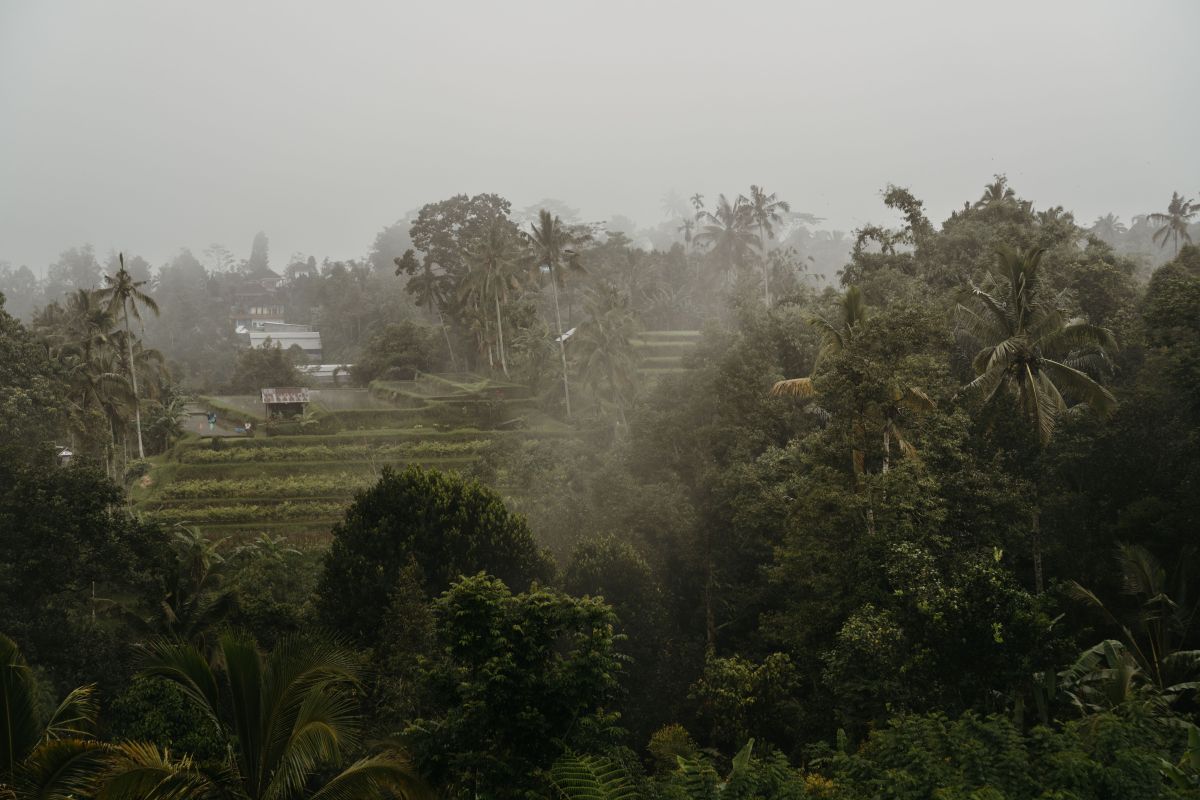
[1,0,1196,270]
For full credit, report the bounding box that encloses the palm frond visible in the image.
[954,303,1007,344]
[1025,367,1063,444]
[1041,319,1118,355]
[137,638,224,732]
[1040,359,1117,418]
[769,377,816,398]
[959,362,1008,406]
[1,634,44,772]
[306,752,432,800]
[1115,543,1166,600]
[96,742,218,800]
[16,738,115,800]
[43,684,99,741]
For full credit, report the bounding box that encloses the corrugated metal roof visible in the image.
[248,331,322,348]
[260,387,311,404]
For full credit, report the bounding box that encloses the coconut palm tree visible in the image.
[958,246,1117,444]
[462,220,523,378]
[689,193,705,213]
[974,174,1016,209]
[660,189,689,220]
[677,218,695,252]
[395,251,457,369]
[771,287,936,482]
[743,185,791,306]
[958,245,1118,592]
[693,194,760,284]
[1149,191,1197,256]
[528,209,584,418]
[878,383,936,474]
[1090,213,1127,244]
[96,253,160,459]
[574,283,638,427]
[770,285,868,399]
[139,633,429,800]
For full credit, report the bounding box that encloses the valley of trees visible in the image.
[3,178,1200,798]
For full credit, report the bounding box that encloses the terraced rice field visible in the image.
[135,374,573,543]
[632,330,701,379]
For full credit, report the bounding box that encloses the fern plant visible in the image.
[549,751,639,800]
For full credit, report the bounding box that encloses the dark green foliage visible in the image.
[351,320,437,384]
[225,340,305,394]
[406,573,623,800]
[316,466,555,646]
[0,459,168,691]
[224,540,321,648]
[0,294,66,464]
[822,547,1063,734]
[830,711,1186,799]
[107,676,224,762]
[566,535,670,741]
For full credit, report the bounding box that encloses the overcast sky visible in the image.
[1,0,1197,273]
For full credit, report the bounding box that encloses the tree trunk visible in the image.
[761,223,771,307]
[125,312,146,459]
[882,428,891,474]
[1032,507,1044,595]
[704,554,717,652]
[494,293,509,378]
[435,306,458,371]
[550,275,571,418]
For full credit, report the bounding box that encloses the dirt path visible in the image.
[183,404,255,438]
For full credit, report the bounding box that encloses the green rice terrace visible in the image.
[631,329,700,379]
[132,373,577,543]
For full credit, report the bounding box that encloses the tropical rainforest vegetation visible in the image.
[2,179,1200,797]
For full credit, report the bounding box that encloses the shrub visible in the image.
[316,465,555,646]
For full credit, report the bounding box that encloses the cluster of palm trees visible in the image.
[772,244,1119,591]
[690,186,790,306]
[405,209,626,420]
[32,255,175,476]
[1089,193,1196,256]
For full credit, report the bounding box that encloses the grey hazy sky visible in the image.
[1,0,1197,273]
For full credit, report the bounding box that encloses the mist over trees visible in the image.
[3,175,1200,797]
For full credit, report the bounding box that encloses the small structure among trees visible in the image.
[260,386,310,418]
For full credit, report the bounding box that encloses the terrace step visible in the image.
[171,456,478,479]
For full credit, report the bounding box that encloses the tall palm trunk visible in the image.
[494,293,509,378]
[124,310,146,459]
[550,276,571,418]
[760,223,771,307]
[1032,507,1043,595]
[436,304,458,371]
[882,428,891,474]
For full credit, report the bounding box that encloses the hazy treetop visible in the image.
[0,0,1196,270]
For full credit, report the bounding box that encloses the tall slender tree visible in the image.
[528,209,584,418]
[958,245,1118,592]
[743,185,790,306]
[574,283,638,427]
[96,253,159,459]
[462,221,523,377]
[694,194,759,284]
[1148,191,1197,256]
[396,250,458,369]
